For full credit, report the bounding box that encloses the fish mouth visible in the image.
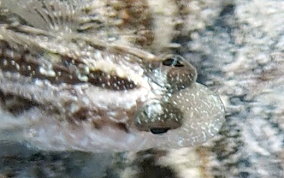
[132,83,225,151]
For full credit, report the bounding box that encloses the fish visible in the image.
[0,0,225,152]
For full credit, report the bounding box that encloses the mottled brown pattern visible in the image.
[0,90,39,116]
[0,0,225,153]
[111,0,154,46]
[0,47,137,91]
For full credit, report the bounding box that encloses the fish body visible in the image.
[0,0,225,152]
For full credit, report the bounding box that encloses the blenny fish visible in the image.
[0,0,225,152]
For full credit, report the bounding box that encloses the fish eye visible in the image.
[150,128,170,134]
[161,55,197,92]
[162,56,185,67]
[134,100,183,134]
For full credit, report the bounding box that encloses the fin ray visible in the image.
[1,0,92,33]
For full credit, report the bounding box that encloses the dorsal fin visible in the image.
[1,0,91,33]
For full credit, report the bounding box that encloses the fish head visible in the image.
[79,53,225,152]
[123,54,225,151]
[134,54,198,134]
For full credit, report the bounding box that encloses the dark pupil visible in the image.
[150,128,170,134]
[162,58,184,67]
